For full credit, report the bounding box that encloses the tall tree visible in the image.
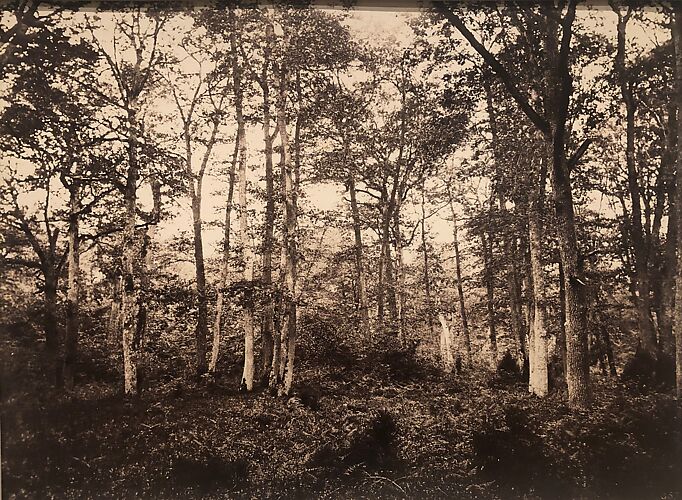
[437,1,592,408]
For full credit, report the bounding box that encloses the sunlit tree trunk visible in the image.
[528,147,548,397]
[438,312,455,373]
[260,24,276,381]
[236,88,254,392]
[481,231,497,363]
[274,62,299,396]
[420,184,435,339]
[447,187,472,368]
[210,140,238,374]
[348,170,369,332]
[394,197,406,344]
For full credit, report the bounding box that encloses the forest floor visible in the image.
[2,326,682,500]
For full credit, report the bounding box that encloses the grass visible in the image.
[1,326,681,499]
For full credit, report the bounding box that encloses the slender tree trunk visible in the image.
[482,231,497,363]
[485,74,526,366]
[394,197,406,344]
[659,101,678,358]
[108,276,122,346]
[63,184,80,390]
[438,312,455,373]
[377,200,390,324]
[447,190,472,368]
[120,98,144,397]
[672,6,682,401]
[260,28,276,381]
[348,172,369,332]
[210,139,238,374]
[236,95,254,392]
[274,62,298,396]
[187,143,209,377]
[420,184,435,339]
[612,4,659,357]
[528,148,549,397]
[44,267,61,386]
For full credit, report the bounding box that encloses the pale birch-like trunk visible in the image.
[260,27,276,379]
[528,149,548,397]
[447,187,472,368]
[420,184,434,338]
[438,312,455,373]
[209,140,238,374]
[273,60,298,396]
[394,197,406,344]
[237,96,254,392]
[481,231,497,364]
[348,172,369,331]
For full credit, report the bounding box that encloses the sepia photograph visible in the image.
[1,0,681,497]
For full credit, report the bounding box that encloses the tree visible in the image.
[436,1,592,409]
[86,8,166,396]
[164,17,231,377]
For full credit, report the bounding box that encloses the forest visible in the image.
[1,0,681,498]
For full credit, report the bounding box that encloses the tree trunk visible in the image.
[421,184,435,338]
[528,147,548,397]
[274,63,299,397]
[544,2,590,409]
[210,139,238,374]
[108,276,122,346]
[394,197,406,344]
[349,172,369,332]
[481,231,497,363]
[63,184,80,390]
[672,6,682,401]
[188,143,209,377]
[612,4,659,357]
[260,25,276,381]
[120,98,144,397]
[447,188,472,368]
[438,312,455,373]
[236,93,254,392]
[484,72,526,366]
[43,267,61,386]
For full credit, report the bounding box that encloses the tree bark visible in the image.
[421,183,435,339]
[63,183,80,390]
[394,197,406,344]
[210,139,238,374]
[612,3,659,356]
[274,62,299,396]
[481,231,497,363]
[438,312,455,373]
[544,3,590,408]
[236,69,254,392]
[260,22,276,381]
[672,5,682,401]
[349,172,369,332]
[447,188,472,368]
[121,103,142,397]
[528,146,548,397]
